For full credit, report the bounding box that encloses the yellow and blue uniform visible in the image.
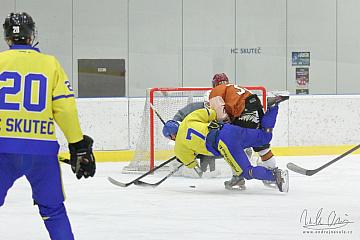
[176,106,279,181]
[0,45,81,240]
[0,44,83,154]
[174,108,216,168]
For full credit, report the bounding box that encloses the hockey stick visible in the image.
[59,156,70,164]
[287,144,360,176]
[110,102,182,188]
[149,102,166,125]
[108,156,177,187]
[134,163,184,187]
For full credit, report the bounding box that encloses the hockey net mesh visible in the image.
[123,86,266,174]
[123,87,211,173]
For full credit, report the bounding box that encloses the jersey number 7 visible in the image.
[186,128,206,141]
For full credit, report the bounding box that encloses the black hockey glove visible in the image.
[68,135,96,179]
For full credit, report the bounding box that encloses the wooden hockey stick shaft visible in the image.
[287,143,360,176]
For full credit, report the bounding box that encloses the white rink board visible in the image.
[55,95,360,151]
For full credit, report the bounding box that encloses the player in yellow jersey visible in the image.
[162,107,289,192]
[0,12,95,240]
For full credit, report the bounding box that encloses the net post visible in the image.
[149,88,156,170]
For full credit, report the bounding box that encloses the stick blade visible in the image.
[133,180,157,188]
[286,162,309,176]
[108,177,129,187]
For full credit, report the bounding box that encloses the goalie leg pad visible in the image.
[199,155,209,172]
[199,155,216,172]
[209,157,216,171]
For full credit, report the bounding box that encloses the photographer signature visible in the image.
[300,208,354,230]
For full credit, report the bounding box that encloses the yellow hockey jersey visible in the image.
[0,45,83,155]
[174,108,216,168]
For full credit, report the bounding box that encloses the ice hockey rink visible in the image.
[0,155,359,240]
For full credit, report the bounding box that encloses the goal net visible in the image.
[123,86,266,174]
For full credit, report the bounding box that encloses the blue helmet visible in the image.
[162,120,179,139]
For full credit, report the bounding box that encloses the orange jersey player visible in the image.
[208,73,289,190]
[209,74,265,130]
[209,83,254,123]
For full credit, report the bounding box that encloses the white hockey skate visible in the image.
[224,175,246,190]
[272,168,289,193]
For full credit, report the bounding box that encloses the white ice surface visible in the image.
[1,155,359,240]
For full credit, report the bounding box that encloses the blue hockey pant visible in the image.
[0,153,74,240]
[216,125,275,181]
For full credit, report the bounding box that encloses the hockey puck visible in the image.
[189,185,196,188]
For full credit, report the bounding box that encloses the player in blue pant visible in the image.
[163,105,289,192]
[0,154,73,239]
[0,12,96,239]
